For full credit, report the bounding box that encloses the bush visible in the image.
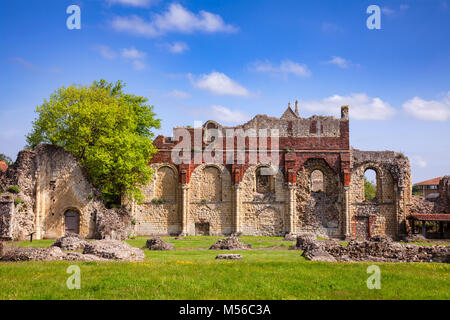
[14,198,25,207]
[8,185,21,194]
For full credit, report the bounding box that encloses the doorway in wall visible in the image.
[195,222,210,236]
[65,209,80,234]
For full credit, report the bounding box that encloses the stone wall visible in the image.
[0,145,131,240]
[349,149,411,239]
[132,164,181,236]
[295,158,343,237]
[240,165,287,236]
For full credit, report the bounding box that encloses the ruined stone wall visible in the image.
[0,199,14,239]
[240,165,288,236]
[0,145,132,240]
[132,163,181,236]
[295,159,343,237]
[187,164,233,235]
[349,149,411,239]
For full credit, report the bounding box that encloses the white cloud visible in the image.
[191,72,251,97]
[403,93,450,121]
[251,60,311,78]
[411,155,427,168]
[209,105,250,124]
[94,45,117,59]
[121,47,146,59]
[111,3,237,37]
[168,89,191,99]
[301,93,396,120]
[167,41,189,54]
[326,56,349,69]
[107,0,159,7]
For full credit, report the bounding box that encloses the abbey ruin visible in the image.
[2,104,448,241]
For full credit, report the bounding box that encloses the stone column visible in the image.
[287,184,296,234]
[344,186,350,238]
[35,167,43,240]
[181,184,189,235]
[233,185,241,233]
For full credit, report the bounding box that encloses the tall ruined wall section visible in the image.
[0,145,132,240]
[295,159,344,237]
[438,176,450,213]
[349,149,411,239]
[132,163,181,236]
[240,165,287,236]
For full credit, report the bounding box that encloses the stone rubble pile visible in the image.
[296,234,450,263]
[209,236,252,250]
[52,233,88,251]
[146,237,174,251]
[0,238,145,262]
[216,254,242,260]
[83,240,145,261]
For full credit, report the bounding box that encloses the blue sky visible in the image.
[0,0,449,183]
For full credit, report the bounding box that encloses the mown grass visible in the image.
[1,236,449,300]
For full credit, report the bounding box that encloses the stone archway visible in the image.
[64,209,80,234]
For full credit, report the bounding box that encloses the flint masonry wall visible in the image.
[349,149,412,239]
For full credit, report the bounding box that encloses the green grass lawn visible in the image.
[1,236,449,300]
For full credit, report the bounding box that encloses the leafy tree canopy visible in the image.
[0,154,13,165]
[364,177,376,200]
[26,80,161,203]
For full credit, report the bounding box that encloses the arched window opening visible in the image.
[364,169,377,201]
[311,170,324,192]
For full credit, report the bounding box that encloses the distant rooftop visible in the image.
[414,177,442,186]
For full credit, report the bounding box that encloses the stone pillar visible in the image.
[181,184,189,235]
[287,184,296,234]
[344,186,350,238]
[233,185,241,233]
[35,167,43,239]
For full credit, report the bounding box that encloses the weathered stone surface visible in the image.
[52,233,88,251]
[146,237,174,250]
[1,246,66,262]
[209,237,251,250]
[83,240,145,261]
[216,254,242,260]
[298,235,450,263]
[302,249,337,262]
[64,252,107,262]
[0,241,6,258]
[283,233,296,241]
[95,207,133,240]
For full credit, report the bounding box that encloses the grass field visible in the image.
[0,236,449,300]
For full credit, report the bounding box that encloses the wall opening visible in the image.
[195,222,210,236]
[64,209,80,234]
[311,170,324,192]
[364,169,377,201]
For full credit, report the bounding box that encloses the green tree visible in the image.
[26,80,161,203]
[364,177,376,200]
[0,154,13,165]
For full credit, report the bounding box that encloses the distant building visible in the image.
[414,177,442,198]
